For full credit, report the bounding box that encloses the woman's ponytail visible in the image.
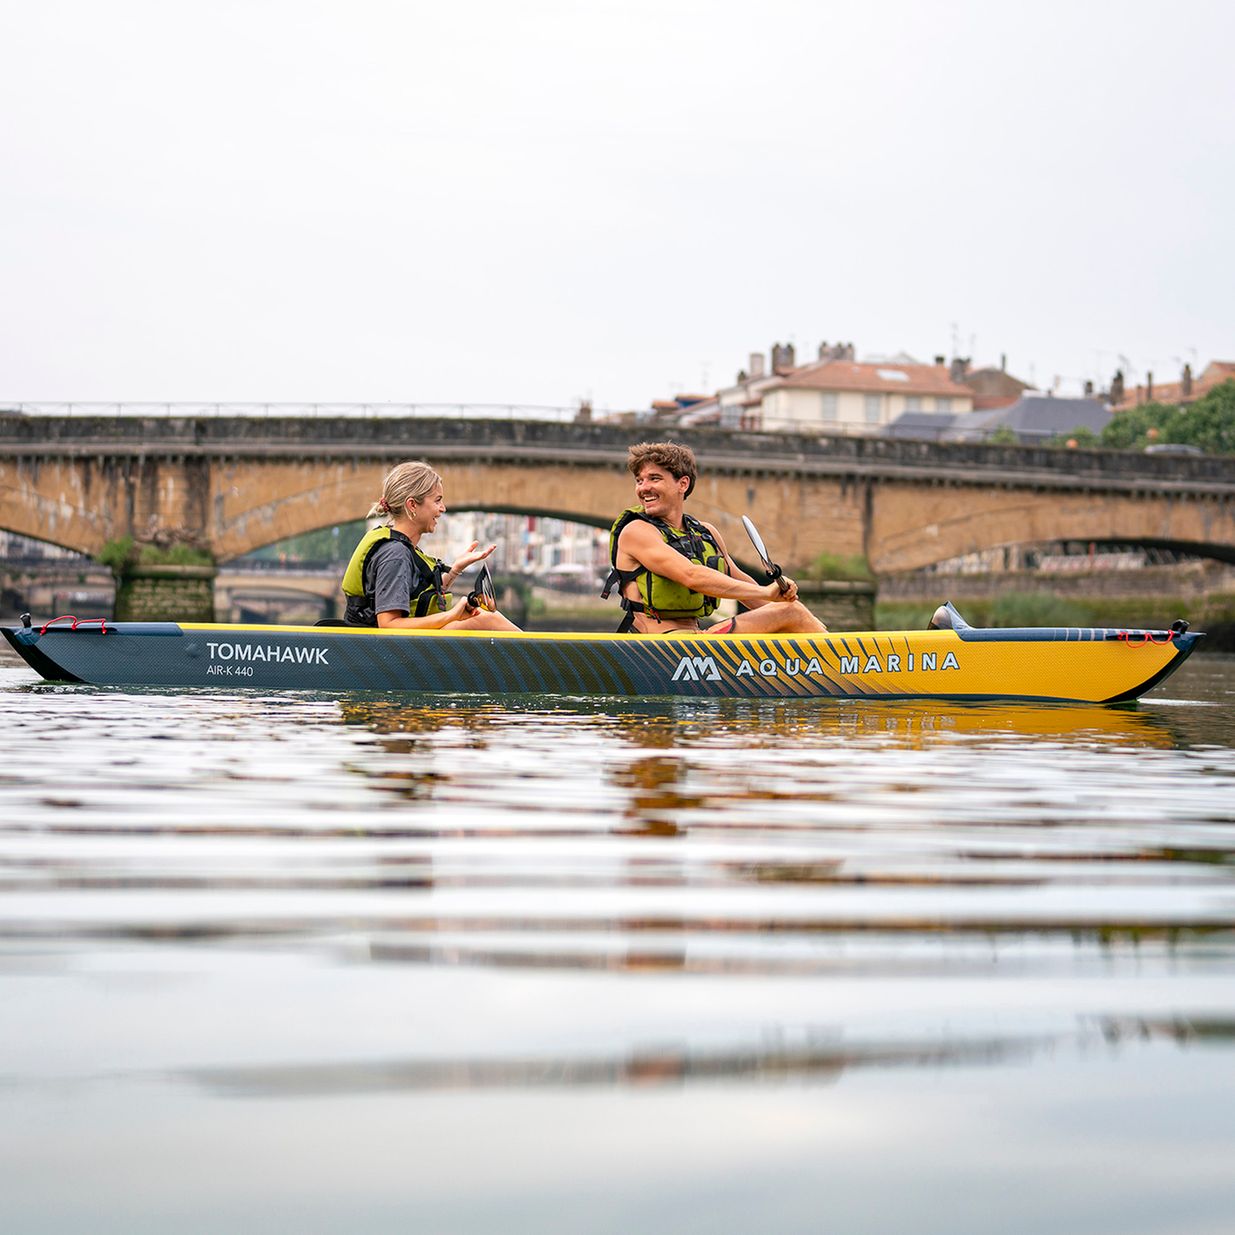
[369,462,442,524]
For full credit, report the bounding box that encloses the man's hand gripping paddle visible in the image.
[741,516,791,595]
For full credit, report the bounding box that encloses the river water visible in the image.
[1,644,1234,1233]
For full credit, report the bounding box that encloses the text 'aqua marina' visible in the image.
[671,651,959,682]
[206,642,328,665]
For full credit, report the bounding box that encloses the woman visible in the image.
[342,461,520,631]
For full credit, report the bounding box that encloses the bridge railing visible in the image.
[2,401,598,422]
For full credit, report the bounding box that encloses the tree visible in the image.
[1100,401,1174,449]
[1171,380,1235,453]
[1100,379,1235,454]
[1048,426,1099,448]
[985,426,1019,446]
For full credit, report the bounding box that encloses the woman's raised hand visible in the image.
[451,541,497,575]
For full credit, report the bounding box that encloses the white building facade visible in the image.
[682,348,974,433]
[757,360,974,431]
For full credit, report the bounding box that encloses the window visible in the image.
[936,396,952,413]
[864,394,882,424]
[820,392,838,421]
[904,396,922,412]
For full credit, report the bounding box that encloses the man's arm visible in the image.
[618,520,796,607]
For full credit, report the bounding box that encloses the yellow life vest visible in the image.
[601,507,728,630]
[341,527,451,625]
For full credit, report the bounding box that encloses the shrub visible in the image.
[990,591,1090,627]
[97,536,213,574]
[98,536,136,575]
[810,552,873,581]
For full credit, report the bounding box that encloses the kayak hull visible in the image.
[1,617,1202,704]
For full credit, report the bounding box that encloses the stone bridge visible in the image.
[3,415,1234,576]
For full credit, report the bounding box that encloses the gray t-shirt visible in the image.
[369,539,418,617]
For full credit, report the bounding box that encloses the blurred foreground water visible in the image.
[1,645,1234,1234]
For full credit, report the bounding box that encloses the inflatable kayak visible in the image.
[0,606,1200,703]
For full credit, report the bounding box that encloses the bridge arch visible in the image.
[0,522,98,561]
[0,481,105,560]
[868,484,1235,573]
[209,460,636,561]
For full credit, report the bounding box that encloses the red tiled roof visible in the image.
[1112,361,1235,411]
[774,359,973,398]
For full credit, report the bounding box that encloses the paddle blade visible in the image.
[475,564,497,612]
[741,515,773,571]
[741,514,790,593]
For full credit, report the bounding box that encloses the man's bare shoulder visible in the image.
[695,518,730,549]
[616,516,662,555]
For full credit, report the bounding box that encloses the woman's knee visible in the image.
[472,610,520,631]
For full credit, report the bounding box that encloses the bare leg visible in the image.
[711,601,827,635]
[451,609,522,632]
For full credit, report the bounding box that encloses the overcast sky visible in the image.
[2,0,1232,409]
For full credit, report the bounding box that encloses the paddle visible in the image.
[465,564,497,612]
[741,515,791,595]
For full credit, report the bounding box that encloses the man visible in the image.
[603,441,828,635]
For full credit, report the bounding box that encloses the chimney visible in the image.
[817,340,830,360]
[1000,353,1007,372]
[1110,369,1125,404]
[748,352,765,380]
[949,357,970,382]
[1083,379,1094,397]
[1147,371,1154,401]
[933,355,945,366]
[1182,363,1193,398]
[771,342,796,374]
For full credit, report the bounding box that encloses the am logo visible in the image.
[671,654,722,682]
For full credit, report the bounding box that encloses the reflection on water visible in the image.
[183,1010,1235,1100]
[2,648,1235,1232]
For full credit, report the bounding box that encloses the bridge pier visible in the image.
[115,563,216,622]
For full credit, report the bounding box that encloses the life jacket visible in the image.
[341,526,451,625]
[601,507,729,632]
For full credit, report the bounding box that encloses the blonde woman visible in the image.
[341,461,520,631]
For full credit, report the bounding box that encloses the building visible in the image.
[955,357,1033,410]
[883,394,1112,445]
[444,511,609,587]
[1110,359,1235,410]
[681,343,974,432]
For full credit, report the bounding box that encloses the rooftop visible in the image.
[776,358,974,398]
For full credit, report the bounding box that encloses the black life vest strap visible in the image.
[601,565,640,600]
